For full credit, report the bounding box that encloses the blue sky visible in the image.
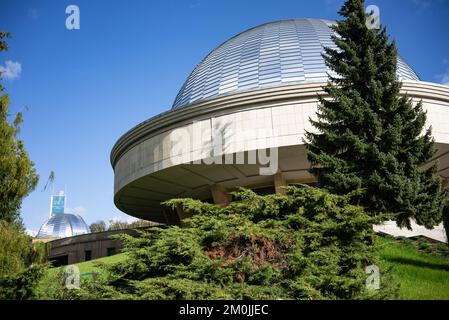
[0,0,448,233]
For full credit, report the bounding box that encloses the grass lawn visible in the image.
[45,236,449,300]
[46,252,128,280]
[75,252,128,275]
[378,236,449,300]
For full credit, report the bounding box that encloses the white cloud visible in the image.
[66,206,87,216]
[436,64,449,87]
[412,0,431,9]
[0,61,22,80]
[189,2,201,9]
[25,229,36,237]
[441,73,449,86]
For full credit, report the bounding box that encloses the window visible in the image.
[50,255,68,267]
[107,247,116,256]
[84,250,92,261]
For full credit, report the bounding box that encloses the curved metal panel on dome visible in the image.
[172,19,420,110]
[37,213,89,239]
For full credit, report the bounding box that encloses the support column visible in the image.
[163,208,181,225]
[274,171,287,194]
[211,184,231,206]
[175,203,193,226]
[443,178,449,190]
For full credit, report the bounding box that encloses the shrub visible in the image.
[0,221,48,300]
[0,264,45,300]
[53,186,397,300]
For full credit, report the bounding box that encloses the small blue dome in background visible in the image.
[172,19,420,110]
[37,213,89,239]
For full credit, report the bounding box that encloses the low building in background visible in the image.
[45,228,143,266]
[33,191,165,265]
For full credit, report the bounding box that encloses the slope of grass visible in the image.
[378,236,449,300]
[75,252,127,275]
[45,252,128,280]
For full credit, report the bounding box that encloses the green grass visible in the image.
[378,236,449,300]
[44,237,449,300]
[75,252,127,275]
[46,252,128,279]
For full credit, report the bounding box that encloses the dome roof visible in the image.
[172,18,420,110]
[37,213,89,239]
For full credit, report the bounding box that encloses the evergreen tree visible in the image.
[0,32,45,300]
[0,32,39,226]
[305,0,447,228]
[443,204,449,245]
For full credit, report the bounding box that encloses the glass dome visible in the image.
[36,213,89,239]
[172,19,420,110]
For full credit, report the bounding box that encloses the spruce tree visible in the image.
[0,32,39,226]
[305,0,447,229]
[443,204,449,245]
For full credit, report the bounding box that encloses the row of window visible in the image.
[84,247,116,261]
[173,20,337,108]
[173,19,419,109]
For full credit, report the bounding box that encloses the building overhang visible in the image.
[111,81,449,223]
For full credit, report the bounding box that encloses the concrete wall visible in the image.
[111,81,449,223]
[47,228,143,265]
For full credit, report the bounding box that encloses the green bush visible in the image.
[0,221,47,276]
[46,186,397,300]
[0,221,32,277]
[0,221,48,300]
[0,264,45,300]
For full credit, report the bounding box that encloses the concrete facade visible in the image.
[111,81,449,224]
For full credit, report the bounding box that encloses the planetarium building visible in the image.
[111,19,449,225]
[37,192,89,239]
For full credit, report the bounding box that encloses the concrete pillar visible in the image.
[162,208,181,225]
[68,252,77,265]
[175,203,193,226]
[273,171,287,194]
[211,184,231,206]
[442,178,449,190]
